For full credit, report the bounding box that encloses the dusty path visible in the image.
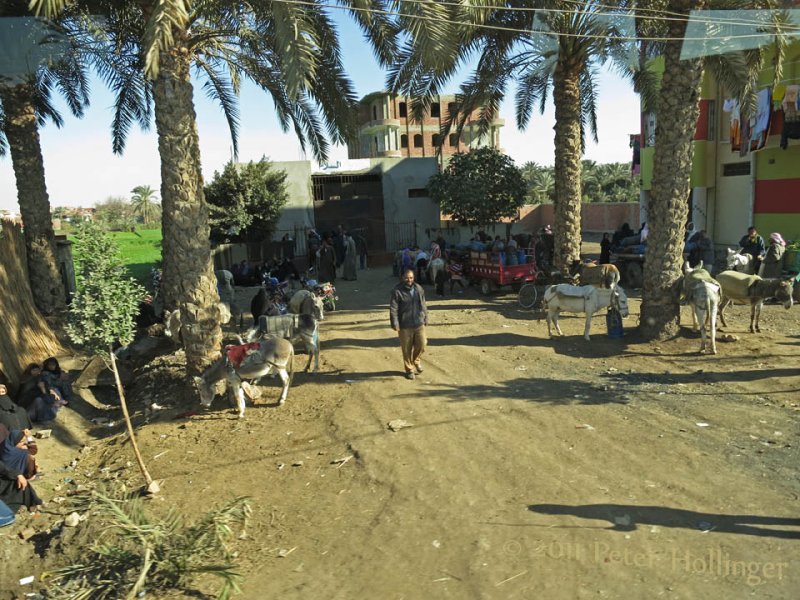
[16,266,798,600]
[234,267,800,599]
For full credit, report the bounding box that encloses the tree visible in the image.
[130,184,160,225]
[428,147,526,228]
[528,168,556,205]
[205,159,289,243]
[638,0,787,338]
[94,196,135,232]
[0,6,89,314]
[390,1,655,271]
[34,0,398,375]
[66,222,158,495]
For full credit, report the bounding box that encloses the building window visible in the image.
[432,134,441,147]
[408,188,429,198]
[449,133,459,147]
[399,102,407,118]
[448,102,459,116]
[722,162,750,177]
[400,134,408,148]
[431,103,441,118]
[372,105,377,121]
[413,134,423,148]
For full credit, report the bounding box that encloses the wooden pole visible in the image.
[109,346,158,494]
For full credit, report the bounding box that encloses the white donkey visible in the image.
[193,337,294,418]
[542,284,629,341]
[682,261,721,354]
[726,248,756,275]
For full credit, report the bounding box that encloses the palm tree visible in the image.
[638,0,788,338]
[529,168,556,204]
[33,0,397,374]
[0,7,91,314]
[130,184,160,225]
[390,1,655,271]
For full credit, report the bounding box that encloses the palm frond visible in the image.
[194,58,241,159]
[141,0,191,79]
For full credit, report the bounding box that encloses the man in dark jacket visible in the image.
[739,226,766,273]
[389,269,428,380]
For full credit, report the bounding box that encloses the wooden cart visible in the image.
[467,250,538,295]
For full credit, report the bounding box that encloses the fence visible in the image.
[0,221,64,385]
[385,220,418,251]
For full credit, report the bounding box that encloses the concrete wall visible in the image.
[374,157,441,250]
[438,203,641,246]
[271,160,314,236]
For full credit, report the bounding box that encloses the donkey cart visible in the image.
[467,250,538,297]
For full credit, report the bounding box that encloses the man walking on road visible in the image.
[390,269,428,380]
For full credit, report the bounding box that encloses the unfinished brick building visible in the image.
[347,92,504,162]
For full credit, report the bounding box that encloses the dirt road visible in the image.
[15,265,800,599]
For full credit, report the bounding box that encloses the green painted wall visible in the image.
[756,146,800,181]
[754,214,800,242]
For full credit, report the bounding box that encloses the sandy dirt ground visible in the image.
[3,261,800,600]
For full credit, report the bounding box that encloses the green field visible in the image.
[106,228,163,285]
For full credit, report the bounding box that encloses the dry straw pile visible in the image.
[0,221,64,383]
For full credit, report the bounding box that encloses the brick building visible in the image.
[347,92,504,162]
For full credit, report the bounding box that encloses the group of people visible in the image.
[737,226,787,278]
[308,225,367,284]
[0,357,74,520]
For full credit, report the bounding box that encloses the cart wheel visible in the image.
[625,262,643,289]
[480,279,494,296]
[518,284,538,309]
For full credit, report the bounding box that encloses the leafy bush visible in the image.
[66,223,144,353]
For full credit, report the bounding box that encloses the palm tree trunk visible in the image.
[152,43,223,375]
[640,1,705,339]
[552,62,583,272]
[1,84,66,315]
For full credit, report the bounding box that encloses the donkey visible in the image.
[682,262,721,354]
[716,270,794,333]
[215,269,235,305]
[193,337,294,418]
[427,258,446,290]
[542,284,629,341]
[569,260,621,289]
[247,313,319,372]
[726,248,756,275]
[288,289,324,321]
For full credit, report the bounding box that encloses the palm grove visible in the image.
[4,0,789,374]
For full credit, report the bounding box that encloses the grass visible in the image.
[68,228,163,285]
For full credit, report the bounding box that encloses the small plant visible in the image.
[43,491,251,599]
[66,222,157,493]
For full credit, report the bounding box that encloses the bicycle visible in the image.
[517,281,539,309]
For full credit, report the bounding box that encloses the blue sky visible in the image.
[0,14,640,212]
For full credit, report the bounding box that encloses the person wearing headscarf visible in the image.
[0,424,38,480]
[14,366,62,424]
[760,232,786,279]
[0,454,42,513]
[0,385,33,432]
